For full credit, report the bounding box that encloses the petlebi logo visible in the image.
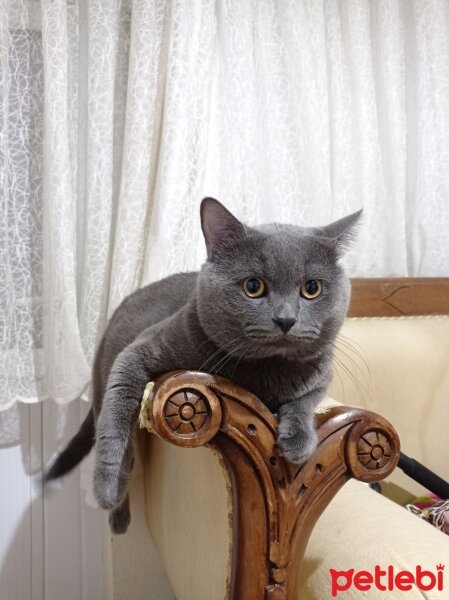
[330,564,445,596]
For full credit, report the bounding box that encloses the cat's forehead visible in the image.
[238,224,336,279]
[257,223,331,259]
[255,222,311,237]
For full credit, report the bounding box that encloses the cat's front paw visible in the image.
[277,420,317,465]
[93,462,128,510]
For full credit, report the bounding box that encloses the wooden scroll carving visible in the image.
[348,277,449,317]
[140,370,400,600]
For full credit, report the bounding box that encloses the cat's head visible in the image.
[197,198,361,361]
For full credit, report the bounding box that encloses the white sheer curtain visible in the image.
[2,0,449,411]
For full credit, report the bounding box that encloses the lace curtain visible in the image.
[2,0,449,411]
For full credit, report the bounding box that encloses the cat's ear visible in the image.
[200,198,246,259]
[318,209,362,254]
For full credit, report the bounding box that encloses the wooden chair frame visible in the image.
[139,278,449,600]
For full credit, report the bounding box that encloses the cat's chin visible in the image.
[265,346,298,358]
[241,340,322,361]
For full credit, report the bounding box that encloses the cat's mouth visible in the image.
[244,327,321,346]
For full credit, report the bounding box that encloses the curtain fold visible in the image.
[1,0,449,410]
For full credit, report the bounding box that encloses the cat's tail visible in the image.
[44,408,95,481]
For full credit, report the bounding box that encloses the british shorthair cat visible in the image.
[46,197,361,533]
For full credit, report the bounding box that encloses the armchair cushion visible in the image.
[145,438,232,600]
[301,479,449,599]
[330,316,449,498]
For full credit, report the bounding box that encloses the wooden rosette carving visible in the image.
[149,372,222,447]
[141,371,400,600]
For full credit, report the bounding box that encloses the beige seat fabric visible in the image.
[300,479,449,599]
[330,316,449,497]
[145,438,232,600]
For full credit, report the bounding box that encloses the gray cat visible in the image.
[45,198,360,534]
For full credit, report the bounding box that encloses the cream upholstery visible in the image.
[301,479,449,599]
[144,440,232,600]
[136,316,449,599]
[330,316,449,499]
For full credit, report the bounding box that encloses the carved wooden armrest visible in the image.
[139,371,400,600]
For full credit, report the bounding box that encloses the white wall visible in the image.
[0,399,176,600]
[0,401,105,600]
[110,473,175,600]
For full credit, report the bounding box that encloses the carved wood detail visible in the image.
[348,277,449,317]
[140,371,400,600]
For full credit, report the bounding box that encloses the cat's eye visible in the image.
[242,277,266,298]
[300,279,322,299]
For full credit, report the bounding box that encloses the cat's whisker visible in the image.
[232,345,262,375]
[331,351,370,407]
[337,333,368,358]
[195,328,239,354]
[335,335,371,382]
[198,335,243,372]
[201,345,243,374]
[330,356,346,404]
[230,348,247,378]
[208,340,247,375]
[316,324,371,406]
[216,340,248,372]
[334,338,372,398]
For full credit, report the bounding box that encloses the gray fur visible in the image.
[47,198,360,534]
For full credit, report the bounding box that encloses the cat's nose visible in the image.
[272,317,296,333]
